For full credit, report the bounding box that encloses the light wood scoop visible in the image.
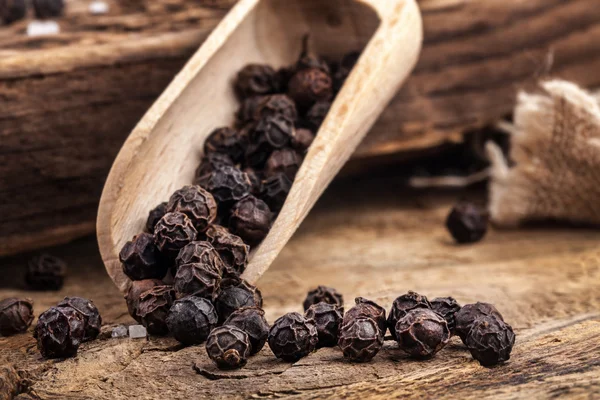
[97,0,423,293]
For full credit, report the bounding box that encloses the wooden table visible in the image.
[1,174,599,399]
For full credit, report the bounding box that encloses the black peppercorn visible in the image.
[223,306,269,355]
[288,68,333,113]
[136,285,175,335]
[119,233,168,281]
[333,51,360,93]
[166,296,218,345]
[229,196,272,246]
[175,241,224,270]
[291,128,315,153]
[243,167,263,196]
[204,225,249,277]
[235,64,280,100]
[345,297,386,337]
[303,285,343,311]
[26,254,67,291]
[196,165,252,208]
[173,241,224,298]
[195,153,235,182]
[153,212,198,258]
[454,302,504,342]
[57,297,102,342]
[166,185,218,233]
[395,308,450,358]
[0,0,27,24]
[214,279,263,324]
[236,96,267,127]
[465,315,515,367]
[35,306,85,359]
[251,114,296,151]
[0,298,34,336]
[125,279,163,322]
[32,0,64,18]
[264,148,303,180]
[293,37,330,74]
[256,94,298,122]
[268,312,318,361]
[387,291,432,340]
[304,302,343,348]
[261,173,292,212]
[338,316,383,362]
[146,202,168,233]
[446,202,488,244]
[430,297,462,336]
[204,127,248,163]
[304,101,331,132]
[206,325,251,370]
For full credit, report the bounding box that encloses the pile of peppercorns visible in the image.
[0,0,64,25]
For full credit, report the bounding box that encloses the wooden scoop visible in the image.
[97,0,422,293]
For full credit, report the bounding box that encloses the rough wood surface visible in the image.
[2,0,600,257]
[1,176,599,399]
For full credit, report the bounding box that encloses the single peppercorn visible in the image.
[214,279,263,324]
[173,241,223,298]
[345,297,386,337]
[430,297,462,336]
[288,68,333,113]
[261,173,292,212]
[303,285,344,311]
[175,241,224,271]
[234,64,280,100]
[204,127,248,163]
[387,291,432,340]
[304,101,331,132]
[146,202,168,233]
[136,285,175,335]
[223,307,269,355]
[229,196,272,246]
[268,312,318,361]
[195,153,235,183]
[35,306,85,359]
[243,167,263,196]
[446,201,489,244]
[256,94,298,122]
[236,96,267,127]
[125,279,163,322]
[395,308,450,358]
[206,325,251,370]
[332,51,360,93]
[454,302,504,342]
[264,148,303,180]
[119,233,168,281]
[338,317,383,362]
[291,128,315,153]
[57,297,102,342]
[0,0,27,24]
[0,298,34,336]
[204,225,249,278]
[32,0,64,18]
[166,296,218,345]
[304,302,343,348]
[166,185,217,233]
[26,254,67,291]
[465,315,515,366]
[196,165,252,208]
[250,114,296,151]
[153,212,198,258]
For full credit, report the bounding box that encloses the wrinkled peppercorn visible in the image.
[119,233,168,281]
[261,173,292,212]
[195,153,235,182]
[395,308,450,358]
[304,101,331,131]
[223,306,269,355]
[32,0,64,18]
[204,127,248,163]
[0,298,33,336]
[268,312,318,361]
[251,114,296,151]
[173,241,223,298]
[446,202,488,244]
[125,279,163,322]
[431,297,462,335]
[455,302,504,342]
[243,167,263,196]
[291,128,315,153]
[229,196,272,246]
[26,254,67,291]
[265,149,302,180]
[235,64,280,100]
[387,291,432,340]
[196,165,252,208]
[153,212,198,258]
[345,297,386,337]
[256,94,298,122]
[304,302,343,348]
[303,285,343,311]
[465,315,515,366]
[57,297,102,342]
[236,96,267,127]
[206,325,251,369]
[166,296,217,345]
[214,279,263,324]
[136,285,175,335]
[175,241,224,270]
[288,68,333,113]
[166,185,217,233]
[0,0,27,24]
[146,202,168,233]
[35,306,85,359]
[333,51,360,93]
[338,316,383,362]
[204,225,249,277]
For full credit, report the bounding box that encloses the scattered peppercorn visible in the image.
[268,312,318,361]
[223,307,269,355]
[0,298,33,336]
[196,165,252,208]
[264,148,302,180]
[214,279,263,324]
[465,315,515,366]
[430,297,462,336]
[387,291,432,340]
[166,185,218,233]
[394,308,450,358]
[345,297,387,337]
[57,297,102,342]
[204,127,248,164]
[136,285,175,335]
[235,64,281,100]
[303,285,343,311]
[119,233,168,281]
[446,202,489,244]
[125,279,163,323]
[0,0,27,25]
[261,173,292,212]
[229,196,272,246]
[304,101,331,131]
[291,128,315,153]
[32,0,64,19]
[153,212,198,258]
[26,254,67,291]
[206,325,251,369]
[304,302,343,348]
[454,302,504,342]
[338,316,383,362]
[146,202,168,233]
[35,306,85,359]
[204,225,249,277]
[166,296,217,345]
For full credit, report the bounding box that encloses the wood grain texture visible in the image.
[1,177,599,399]
[3,0,600,256]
